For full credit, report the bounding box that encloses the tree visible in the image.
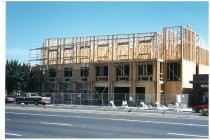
[5,60,35,95]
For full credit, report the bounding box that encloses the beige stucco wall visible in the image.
[182,60,196,89]
[198,64,209,74]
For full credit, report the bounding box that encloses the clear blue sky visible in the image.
[6,1,209,63]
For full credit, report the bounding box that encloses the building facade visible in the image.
[30,25,209,106]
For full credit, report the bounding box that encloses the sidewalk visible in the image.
[47,104,192,113]
[44,104,207,120]
[6,104,207,120]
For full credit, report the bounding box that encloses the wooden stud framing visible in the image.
[29,25,208,105]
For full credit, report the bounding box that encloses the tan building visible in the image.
[30,25,209,106]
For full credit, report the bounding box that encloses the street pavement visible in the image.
[5,104,209,138]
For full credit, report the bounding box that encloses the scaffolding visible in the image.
[29,25,209,106]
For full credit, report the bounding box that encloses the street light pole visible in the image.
[42,68,45,96]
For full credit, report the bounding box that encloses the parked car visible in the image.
[192,103,208,113]
[16,93,51,105]
[5,95,16,103]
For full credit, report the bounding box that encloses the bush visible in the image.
[201,109,208,116]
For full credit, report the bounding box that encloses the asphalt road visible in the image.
[5,105,209,138]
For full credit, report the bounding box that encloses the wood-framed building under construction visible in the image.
[29,25,209,106]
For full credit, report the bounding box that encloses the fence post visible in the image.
[113,93,115,101]
[102,93,104,106]
[62,94,64,104]
[80,93,81,105]
[71,93,72,105]
[125,93,126,101]
[108,93,109,107]
[53,93,55,104]
[136,94,138,106]
[91,93,92,106]
[113,93,114,104]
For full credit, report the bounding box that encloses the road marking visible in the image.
[167,132,208,138]
[5,133,22,137]
[6,111,208,127]
[40,121,72,126]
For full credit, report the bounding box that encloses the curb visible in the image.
[6,104,208,120]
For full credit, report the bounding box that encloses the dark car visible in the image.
[5,95,16,103]
[192,103,208,113]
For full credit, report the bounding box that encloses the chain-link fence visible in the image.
[45,92,189,107]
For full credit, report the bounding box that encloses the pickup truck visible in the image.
[16,93,51,105]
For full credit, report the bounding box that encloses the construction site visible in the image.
[29,25,209,106]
